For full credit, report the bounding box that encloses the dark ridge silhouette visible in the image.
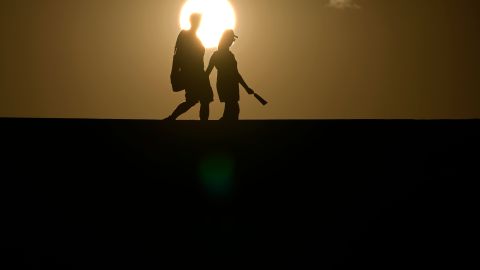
[1,119,478,268]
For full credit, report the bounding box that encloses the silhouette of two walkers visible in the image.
[166,13,254,121]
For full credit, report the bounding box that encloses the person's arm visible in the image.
[238,71,254,95]
[206,53,216,76]
[234,54,254,95]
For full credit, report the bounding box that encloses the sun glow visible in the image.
[180,0,236,48]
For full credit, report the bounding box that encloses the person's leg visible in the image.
[222,102,239,121]
[221,102,230,120]
[200,101,210,121]
[165,101,197,120]
[232,102,240,120]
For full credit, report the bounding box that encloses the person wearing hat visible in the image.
[206,30,255,121]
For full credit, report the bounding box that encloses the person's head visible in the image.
[190,13,202,32]
[218,30,238,50]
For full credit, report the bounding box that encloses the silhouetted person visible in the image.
[165,13,213,121]
[206,30,254,121]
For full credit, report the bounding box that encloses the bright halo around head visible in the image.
[180,0,236,48]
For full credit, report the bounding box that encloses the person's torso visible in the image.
[214,50,239,88]
[178,31,205,72]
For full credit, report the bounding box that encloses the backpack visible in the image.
[171,31,186,92]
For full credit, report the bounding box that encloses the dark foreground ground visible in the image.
[1,119,478,269]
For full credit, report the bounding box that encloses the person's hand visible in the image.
[246,87,255,95]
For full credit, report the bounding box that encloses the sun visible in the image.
[180,0,236,49]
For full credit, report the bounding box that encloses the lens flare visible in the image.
[199,153,235,198]
[180,0,236,48]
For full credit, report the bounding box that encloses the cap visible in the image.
[223,29,239,40]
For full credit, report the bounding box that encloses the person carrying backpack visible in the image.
[165,13,213,121]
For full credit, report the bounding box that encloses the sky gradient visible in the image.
[1,0,479,119]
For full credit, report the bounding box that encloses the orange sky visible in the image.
[1,0,479,119]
